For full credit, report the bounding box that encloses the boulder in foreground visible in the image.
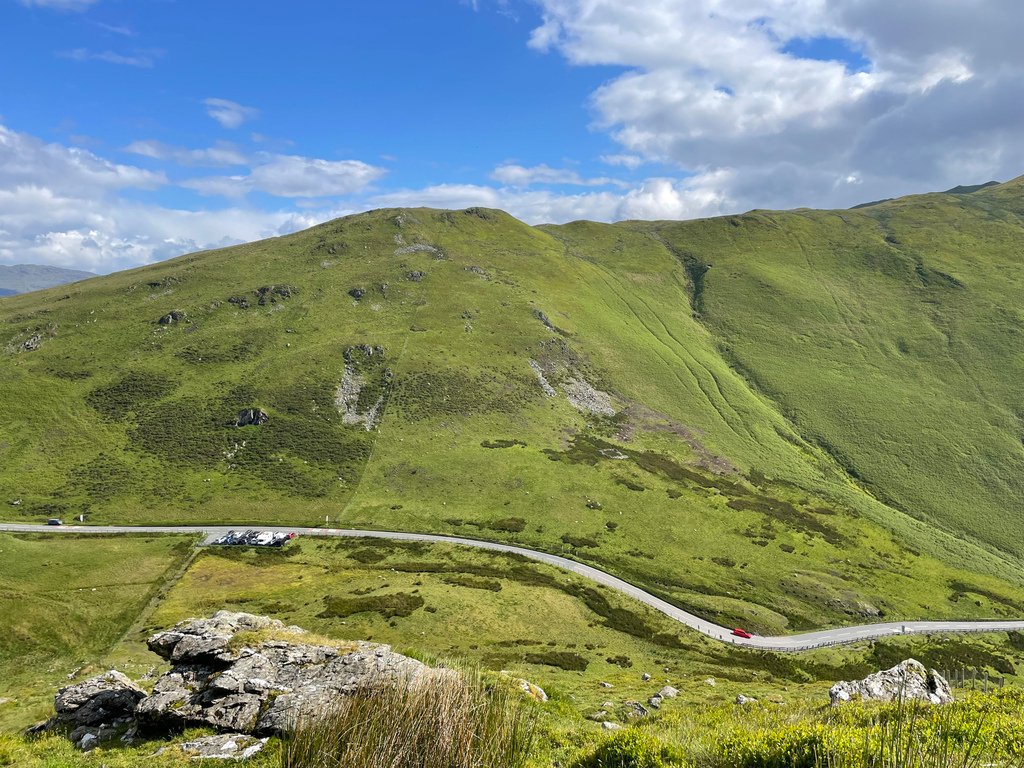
[830,659,953,706]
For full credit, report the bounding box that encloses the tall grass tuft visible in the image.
[281,667,536,768]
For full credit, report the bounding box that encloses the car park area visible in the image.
[211,530,296,547]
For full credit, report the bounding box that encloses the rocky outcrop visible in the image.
[157,310,187,325]
[336,345,390,430]
[136,611,438,735]
[235,408,269,427]
[830,659,953,706]
[348,287,366,300]
[45,611,548,754]
[44,670,146,749]
[405,270,426,282]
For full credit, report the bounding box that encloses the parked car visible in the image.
[46,518,63,526]
[211,530,297,548]
[731,628,753,639]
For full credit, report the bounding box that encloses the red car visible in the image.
[731,628,753,639]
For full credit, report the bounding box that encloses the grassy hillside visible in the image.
[2,180,1024,634]
[0,533,195,730]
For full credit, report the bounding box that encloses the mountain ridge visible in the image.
[0,263,96,296]
[2,179,1023,635]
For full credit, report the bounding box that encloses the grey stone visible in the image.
[348,287,366,300]
[137,611,438,736]
[735,694,758,705]
[53,670,145,728]
[160,733,268,761]
[602,721,623,731]
[622,701,648,719]
[641,673,651,682]
[235,408,269,427]
[405,270,426,282]
[658,685,679,699]
[647,695,662,709]
[829,659,953,706]
[158,310,186,325]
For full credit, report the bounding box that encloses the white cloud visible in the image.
[203,98,260,129]
[370,171,731,224]
[124,140,248,167]
[95,22,134,37]
[59,48,160,67]
[528,0,1024,211]
[0,123,356,273]
[600,153,645,169]
[19,0,97,9]
[0,124,166,194]
[490,163,620,187]
[183,154,387,198]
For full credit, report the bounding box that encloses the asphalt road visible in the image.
[5,522,1024,652]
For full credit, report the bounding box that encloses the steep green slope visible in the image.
[632,177,1024,560]
[2,189,1024,635]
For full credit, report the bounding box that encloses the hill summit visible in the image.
[3,179,1024,634]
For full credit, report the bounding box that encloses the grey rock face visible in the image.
[54,670,146,728]
[658,685,679,699]
[136,611,436,735]
[829,659,954,706]
[235,408,269,427]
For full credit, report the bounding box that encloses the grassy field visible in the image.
[0,533,195,731]
[104,540,1024,724]
[3,181,1024,638]
[4,536,1024,766]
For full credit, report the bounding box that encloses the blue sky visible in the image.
[1,0,1022,272]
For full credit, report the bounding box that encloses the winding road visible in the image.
[4,522,1024,653]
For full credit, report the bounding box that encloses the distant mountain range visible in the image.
[0,264,95,296]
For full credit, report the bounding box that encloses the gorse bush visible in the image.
[577,729,688,768]
[714,692,1024,768]
[281,668,535,768]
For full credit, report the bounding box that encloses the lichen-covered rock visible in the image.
[829,659,953,706]
[53,670,145,728]
[136,611,438,735]
[157,733,268,761]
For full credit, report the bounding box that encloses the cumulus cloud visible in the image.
[370,171,731,224]
[183,154,387,198]
[529,0,1024,211]
[203,98,260,129]
[0,123,352,273]
[0,125,166,194]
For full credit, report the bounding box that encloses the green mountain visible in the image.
[3,178,1024,635]
[0,264,96,295]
